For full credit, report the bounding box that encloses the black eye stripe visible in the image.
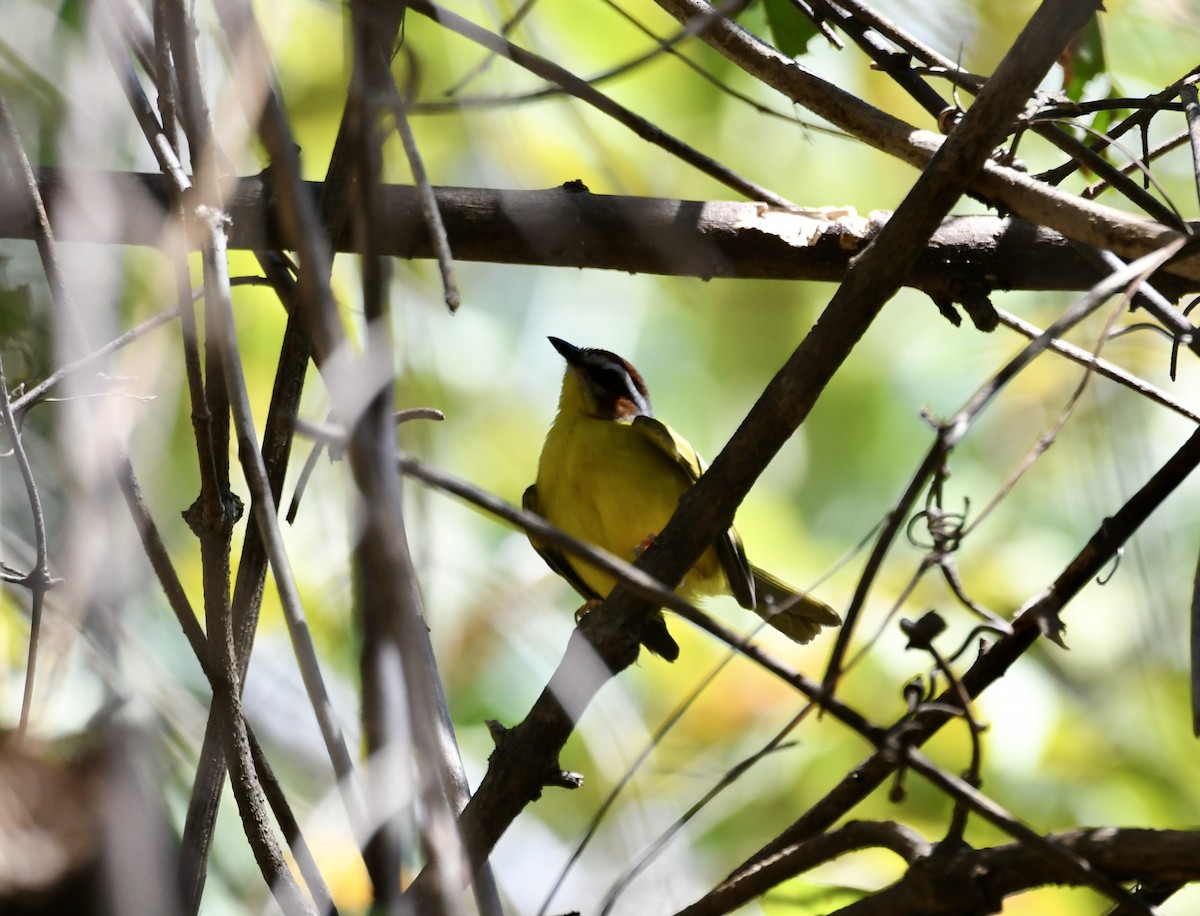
[579,350,654,416]
[597,366,635,399]
[600,368,628,392]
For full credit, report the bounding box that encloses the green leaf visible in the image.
[1061,14,1105,102]
[54,0,86,36]
[763,0,820,59]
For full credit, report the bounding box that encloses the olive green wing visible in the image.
[522,484,600,601]
[630,416,756,609]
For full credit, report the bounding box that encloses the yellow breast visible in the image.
[535,411,724,599]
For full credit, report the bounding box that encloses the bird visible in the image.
[523,336,840,661]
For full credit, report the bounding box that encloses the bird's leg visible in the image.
[633,533,689,593]
[574,598,602,624]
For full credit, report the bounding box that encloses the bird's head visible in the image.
[549,336,653,421]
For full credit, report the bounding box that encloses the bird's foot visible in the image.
[633,534,658,558]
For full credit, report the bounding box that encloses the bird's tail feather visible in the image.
[750,566,840,644]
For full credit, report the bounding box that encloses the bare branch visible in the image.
[835,827,1200,916]
[0,350,56,740]
[9,170,1200,296]
[385,79,461,312]
[995,307,1200,423]
[406,0,800,209]
[705,422,1200,913]
[652,0,1200,288]
[680,819,933,913]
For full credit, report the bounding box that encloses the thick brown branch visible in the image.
[6,168,1199,296]
[838,828,1200,916]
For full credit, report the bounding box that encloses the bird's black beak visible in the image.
[548,336,583,366]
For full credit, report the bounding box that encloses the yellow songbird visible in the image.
[523,337,840,661]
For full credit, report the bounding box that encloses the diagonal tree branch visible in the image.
[401,1,1102,906]
[700,420,1200,914]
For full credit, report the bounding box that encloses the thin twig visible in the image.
[811,0,962,74]
[405,0,802,210]
[208,0,343,364]
[1082,131,1190,201]
[347,16,413,912]
[0,352,56,741]
[1038,62,1200,188]
[961,297,1128,538]
[946,240,1186,460]
[96,4,192,192]
[685,819,935,911]
[806,0,950,122]
[699,420,1200,915]
[1083,246,1197,354]
[385,80,460,311]
[599,703,818,915]
[537,649,742,916]
[194,204,317,913]
[652,0,1200,288]
[442,0,543,94]
[901,622,984,843]
[110,358,336,914]
[902,750,1158,916]
[11,307,181,415]
[1180,79,1200,213]
[821,450,943,698]
[202,200,368,834]
[1031,118,1187,230]
[0,92,72,743]
[995,308,1200,423]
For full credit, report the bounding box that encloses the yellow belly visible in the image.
[536,414,723,598]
